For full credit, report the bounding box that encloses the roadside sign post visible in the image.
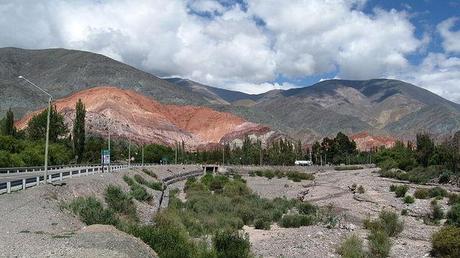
[101,149,110,172]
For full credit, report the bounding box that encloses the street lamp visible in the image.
[18,75,52,184]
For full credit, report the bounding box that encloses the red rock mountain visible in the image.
[351,132,396,151]
[16,86,278,149]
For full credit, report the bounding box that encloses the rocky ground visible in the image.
[0,165,457,257]
[241,167,455,258]
[0,165,200,257]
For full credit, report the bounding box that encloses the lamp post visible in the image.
[18,76,52,184]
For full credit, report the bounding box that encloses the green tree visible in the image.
[73,99,86,163]
[3,108,15,136]
[416,133,435,167]
[27,105,68,142]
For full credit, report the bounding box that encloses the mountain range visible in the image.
[2,47,460,146]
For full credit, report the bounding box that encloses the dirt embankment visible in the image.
[0,165,200,257]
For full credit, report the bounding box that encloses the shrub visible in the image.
[446,203,460,227]
[131,211,198,258]
[428,187,448,199]
[134,174,147,185]
[431,201,444,222]
[213,230,251,258]
[134,174,163,191]
[297,202,318,215]
[394,185,409,198]
[414,188,430,199]
[389,184,397,192]
[248,171,255,177]
[104,185,137,221]
[130,184,152,202]
[368,229,391,258]
[68,196,118,225]
[255,170,264,177]
[334,165,364,171]
[279,214,315,228]
[274,170,285,178]
[286,171,314,182]
[123,175,135,186]
[378,210,404,237]
[209,175,229,193]
[404,195,415,204]
[254,215,271,230]
[142,168,158,179]
[263,170,275,179]
[401,209,409,216]
[365,210,403,237]
[431,226,460,258]
[448,193,460,206]
[438,172,451,184]
[337,234,366,258]
[357,185,365,194]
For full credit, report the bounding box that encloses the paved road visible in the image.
[0,166,96,183]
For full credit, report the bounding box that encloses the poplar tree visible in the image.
[73,99,86,163]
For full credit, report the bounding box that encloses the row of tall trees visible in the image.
[0,100,87,167]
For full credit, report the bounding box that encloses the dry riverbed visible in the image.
[242,168,453,258]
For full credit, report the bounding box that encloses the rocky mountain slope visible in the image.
[2,47,460,144]
[168,78,460,141]
[0,47,209,118]
[15,86,278,148]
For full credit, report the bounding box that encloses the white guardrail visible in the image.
[0,163,154,195]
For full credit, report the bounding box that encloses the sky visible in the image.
[0,0,459,102]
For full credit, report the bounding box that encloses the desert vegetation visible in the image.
[248,169,315,182]
[66,172,343,258]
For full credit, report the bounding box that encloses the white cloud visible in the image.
[437,17,460,54]
[0,0,458,102]
[226,82,296,94]
[395,53,460,103]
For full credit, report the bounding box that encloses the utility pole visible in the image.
[222,144,225,165]
[18,76,52,184]
[108,121,111,173]
[175,141,178,165]
[142,144,144,167]
[128,138,131,168]
[259,142,263,166]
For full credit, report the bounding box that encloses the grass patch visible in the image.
[431,226,460,258]
[379,166,444,185]
[142,168,158,179]
[68,196,118,225]
[448,193,460,206]
[337,234,366,258]
[251,169,314,182]
[334,165,364,171]
[446,203,460,227]
[424,200,444,225]
[130,184,152,202]
[389,185,409,198]
[404,195,415,204]
[105,185,138,221]
[368,229,391,258]
[279,214,316,228]
[414,188,430,199]
[134,174,163,191]
[364,210,403,237]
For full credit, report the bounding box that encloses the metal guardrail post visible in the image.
[60,172,63,181]
[36,176,40,186]
[22,179,26,190]
[7,182,11,193]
